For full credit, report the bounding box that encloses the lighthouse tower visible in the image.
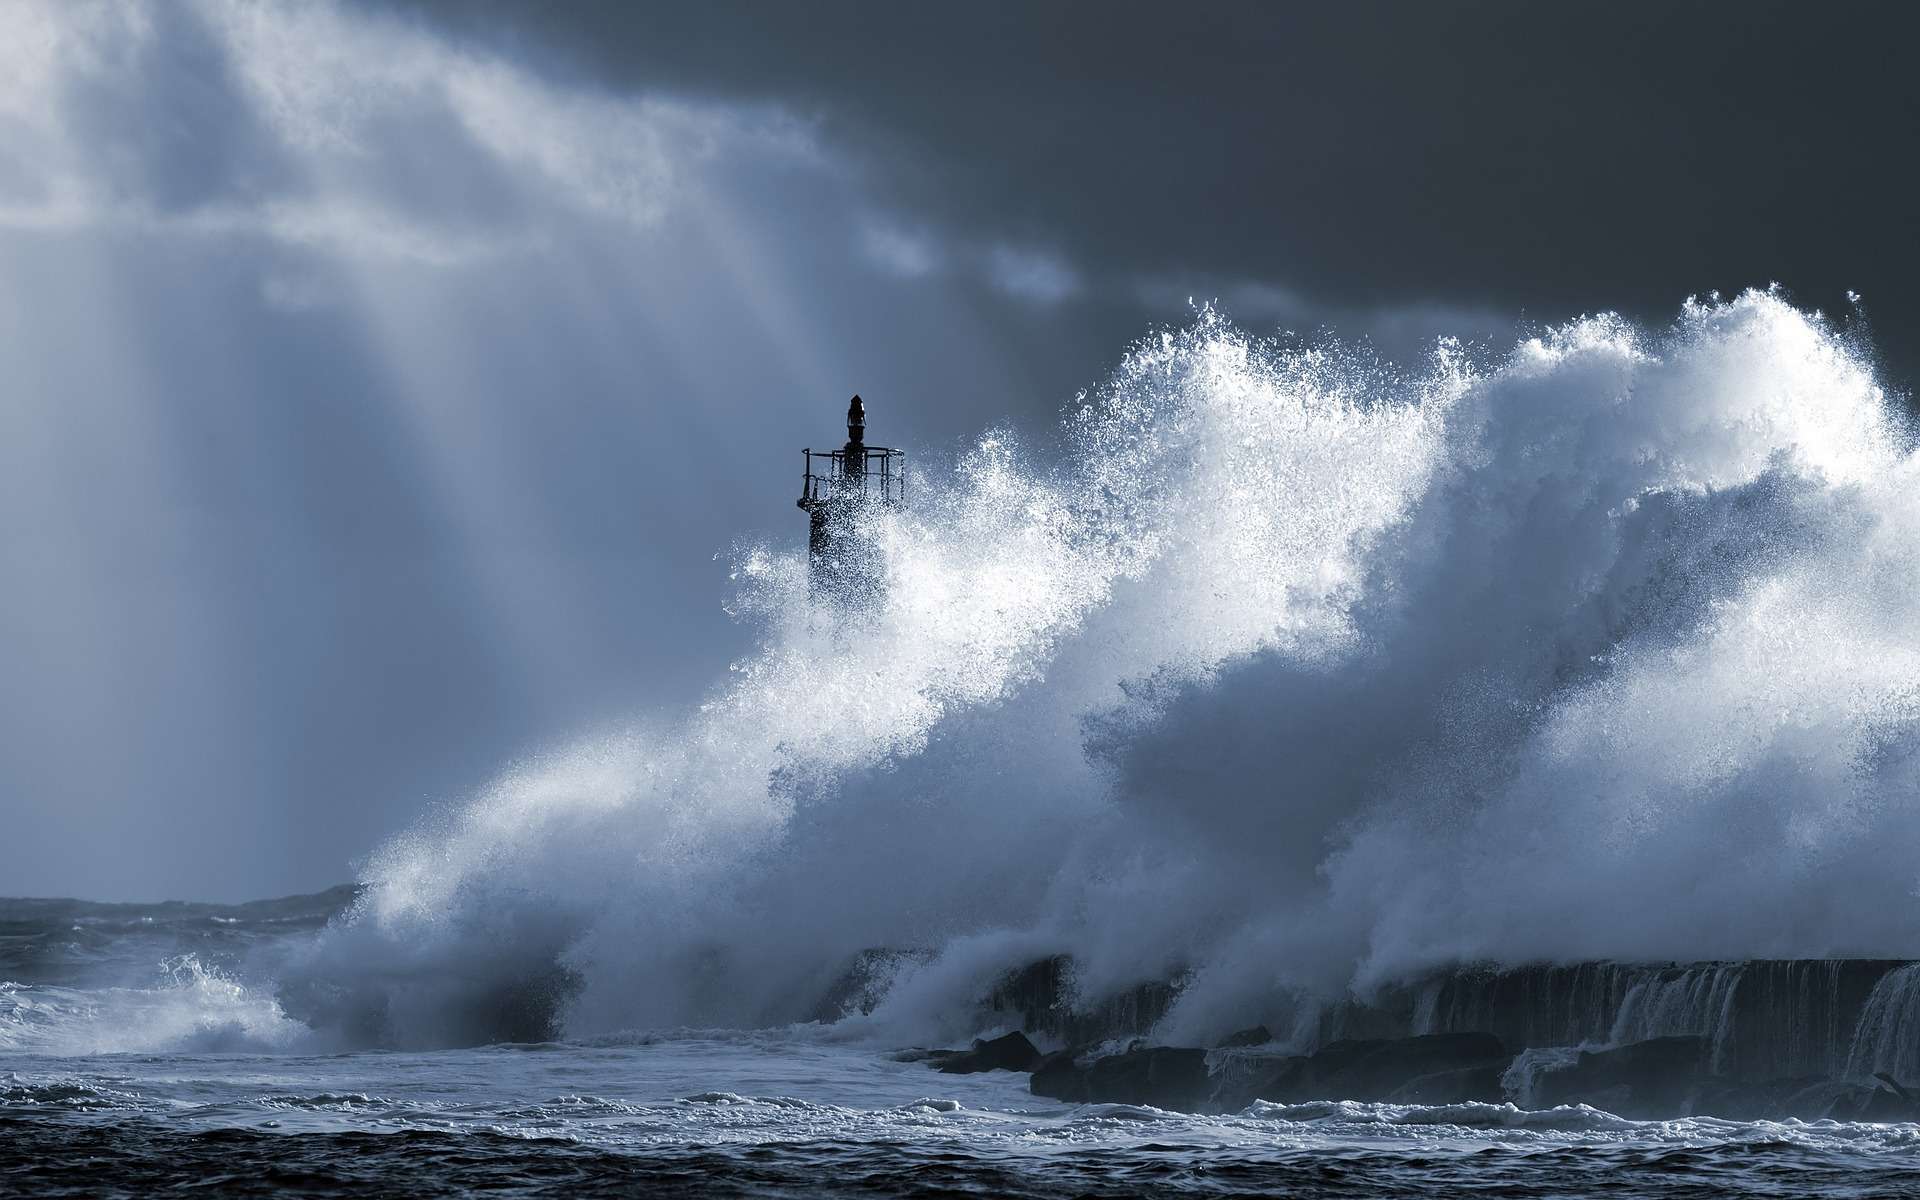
[798,395,904,592]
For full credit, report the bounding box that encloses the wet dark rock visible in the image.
[1771,1077,1920,1122]
[1412,960,1910,1082]
[874,953,1920,1121]
[1531,1036,1709,1118]
[985,957,1187,1046]
[1565,1062,1920,1121]
[987,957,1069,1032]
[1385,1064,1507,1105]
[1042,1032,1511,1113]
[1030,1045,1210,1109]
[1691,1075,1819,1120]
[1207,1050,1307,1111]
[805,948,929,1024]
[1853,1078,1920,1122]
[1219,1033,1509,1110]
[1030,1050,1087,1102]
[1876,1071,1920,1105]
[932,1030,1043,1074]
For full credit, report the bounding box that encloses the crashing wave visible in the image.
[279,291,1920,1055]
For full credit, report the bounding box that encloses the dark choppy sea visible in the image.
[6,894,1920,1198]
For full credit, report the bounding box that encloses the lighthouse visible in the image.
[798,395,904,593]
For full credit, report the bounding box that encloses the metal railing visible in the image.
[800,446,906,505]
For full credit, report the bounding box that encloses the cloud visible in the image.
[371,0,1920,389]
[0,0,821,265]
[860,221,942,278]
[986,244,1080,304]
[859,220,1089,307]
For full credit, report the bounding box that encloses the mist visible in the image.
[0,1,1168,898]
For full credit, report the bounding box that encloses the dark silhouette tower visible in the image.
[798,395,904,593]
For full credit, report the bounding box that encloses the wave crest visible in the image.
[287,291,1920,1048]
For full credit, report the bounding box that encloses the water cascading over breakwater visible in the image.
[1403,960,1913,1081]
[285,290,1920,1062]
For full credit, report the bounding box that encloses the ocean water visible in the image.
[14,292,1920,1194]
[8,898,1920,1198]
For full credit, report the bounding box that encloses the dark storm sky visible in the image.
[414,0,1920,381]
[2,0,1914,900]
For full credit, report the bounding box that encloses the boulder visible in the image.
[986,958,1070,1034]
[1386,1064,1507,1105]
[1217,1025,1272,1048]
[982,957,1190,1046]
[1691,1071,1920,1121]
[1030,1045,1210,1109]
[1773,1076,1920,1122]
[1530,1036,1709,1118]
[1209,1050,1309,1112]
[807,948,926,1023]
[1030,1050,1088,1102]
[1220,1032,1509,1109]
[1041,1032,1512,1113]
[1691,1076,1806,1120]
[932,1030,1043,1074]
[1856,1079,1920,1122]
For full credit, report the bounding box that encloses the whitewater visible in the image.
[10,290,1920,1195]
[304,286,1920,1047]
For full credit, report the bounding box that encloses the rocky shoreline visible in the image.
[849,955,1920,1121]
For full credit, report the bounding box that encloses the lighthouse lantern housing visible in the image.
[798,394,905,587]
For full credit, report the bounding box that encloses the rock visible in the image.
[1030,1050,1088,1102]
[1030,1045,1210,1109]
[1779,1079,1879,1121]
[1209,1051,1309,1111]
[1036,1035,1509,1113]
[1217,1025,1272,1048]
[1322,1033,1509,1099]
[932,1030,1042,1074]
[1774,1077,1920,1122]
[1530,1036,1709,1118]
[984,957,1188,1046]
[1876,1071,1920,1105]
[1692,1076,1813,1120]
[1220,1032,1509,1109]
[1386,1064,1506,1105]
[1858,1081,1920,1121]
[806,948,927,1023]
[986,958,1070,1034]
[1087,1046,1211,1108]
[1691,1072,1920,1121]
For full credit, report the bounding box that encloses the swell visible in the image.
[7,1114,1920,1200]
